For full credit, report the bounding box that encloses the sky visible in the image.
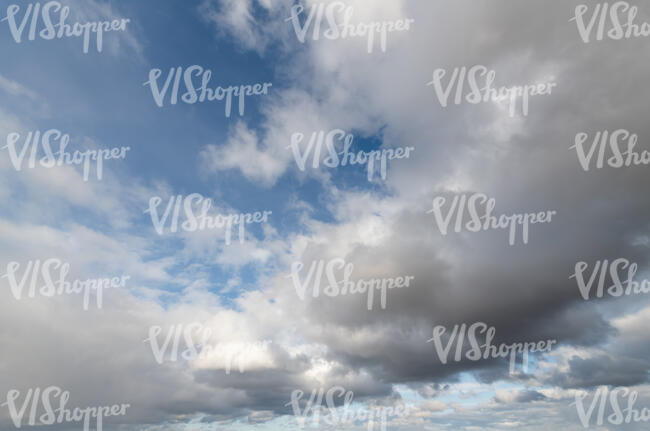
[1,0,650,430]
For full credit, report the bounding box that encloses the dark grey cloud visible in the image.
[2,0,650,430]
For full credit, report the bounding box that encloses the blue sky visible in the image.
[1,1,650,430]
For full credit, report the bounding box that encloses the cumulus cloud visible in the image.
[2,0,650,430]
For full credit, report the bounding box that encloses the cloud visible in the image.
[3,0,650,430]
[200,122,287,187]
